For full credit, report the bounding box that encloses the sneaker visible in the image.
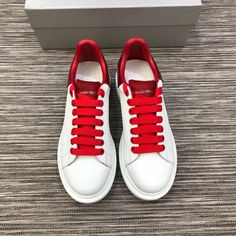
[58,39,116,204]
[116,37,177,201]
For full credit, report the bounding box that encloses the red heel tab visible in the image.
[118,37,162,87]
[75,39,102,61]
[68,39,109,86]
[123,37,150,60]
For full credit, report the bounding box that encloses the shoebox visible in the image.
[25,0,202,49]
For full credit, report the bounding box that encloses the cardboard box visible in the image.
[25,0,202,49]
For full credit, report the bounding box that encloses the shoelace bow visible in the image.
[70,85,105,156]
[124,84,165,154]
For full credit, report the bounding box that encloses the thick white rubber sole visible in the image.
[57,137,117,204]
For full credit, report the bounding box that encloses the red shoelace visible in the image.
[70,86,105,156]
[126,85,165,154]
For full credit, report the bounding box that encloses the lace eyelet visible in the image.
[131,147,135,153]
[123,83,129,96]
[70,148,73,155]
[129,118,133,125]
[69,85,75,97]
[101,149,104,155]
[98,88,105,98]
[100,101,104,107]
[160,117,163,123]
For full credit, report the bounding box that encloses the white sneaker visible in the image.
[117,37,177,201]
[58,39,116,204]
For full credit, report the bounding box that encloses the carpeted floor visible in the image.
[0,0,236,235]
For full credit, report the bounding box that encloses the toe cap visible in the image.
[63,156,110,196]
[127,153,174,194]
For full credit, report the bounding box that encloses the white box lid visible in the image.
[25,0,202,28]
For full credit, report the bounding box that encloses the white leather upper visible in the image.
[126,153,174,193]
[58,84,115,196]
[59,86,77,168]
[63,156,110,196]
[95,83,114,168]
[118,80,177,194]
[117,84,139,165]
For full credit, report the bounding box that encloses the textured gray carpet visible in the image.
[1,0,236,235]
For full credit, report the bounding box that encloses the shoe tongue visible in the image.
[75,80,101,99]
[129,80,156,97]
